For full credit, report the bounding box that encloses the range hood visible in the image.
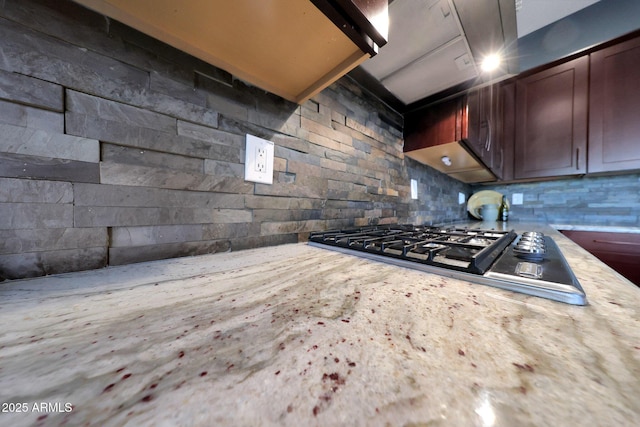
[354,0,517,111]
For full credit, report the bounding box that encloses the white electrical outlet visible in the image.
[512,193,524,205]
[458,192,466,204]
[245,134,274,184]
[255,147,267,173]
[410,179,418,199]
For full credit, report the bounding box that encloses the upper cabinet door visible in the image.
[466,86,501,176]
[589,36,640,174]
[514,56,589,179]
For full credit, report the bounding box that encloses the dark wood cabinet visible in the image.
[589,36,640,174]
[406,33,640,183]
[403,92,499,183]
[498,81,516,181]
[466,87,494,169]
[466,84,512,180]
[561,230,640,286]
[514,56,589,179]
[404,97,465,152]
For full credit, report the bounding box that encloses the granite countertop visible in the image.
[1,223,639,426]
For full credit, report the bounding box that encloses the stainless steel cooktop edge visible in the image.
[308,241,588,306]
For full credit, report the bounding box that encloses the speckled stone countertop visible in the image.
[1,223,639,426]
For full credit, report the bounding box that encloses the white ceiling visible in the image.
[516,0,601,37]
[359,0,602,106]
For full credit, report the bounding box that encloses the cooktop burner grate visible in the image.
[309,225,517,275]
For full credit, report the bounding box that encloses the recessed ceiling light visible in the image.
[481,54,501,72]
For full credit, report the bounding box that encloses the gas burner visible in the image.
[308,224,587,305]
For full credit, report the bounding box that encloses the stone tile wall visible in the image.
[0,0,469,280]
[476,173,640,225]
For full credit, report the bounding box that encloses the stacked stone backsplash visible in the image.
[475,173,640,225]
[0,0,469,280]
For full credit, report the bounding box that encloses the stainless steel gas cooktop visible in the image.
[308,225,587,305]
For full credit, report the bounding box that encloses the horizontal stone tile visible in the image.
[301,116,352,146]
[66,113,241,162]
[253,209,322,222]
[229,233,299,251]
[110,225,205,247]
[100,163,254,194]
[301,100,331,128]
[204,91,249,122]
[0,247,106,279]
[306,130,343,152]
[74,183,245,208]
[101,143,204,174]
[1,0,110,50]
[351,138,372,154]
[74,206,252,227]
[0,99,63,132]
[271,138,312,163]
[67,90,176,133]
[0,227,107,254]
[110,19,232,85]
[0,123,99,162]
[196,71,250,102]
[346,117,383,142]
[254,177,327,199]
[330,110,347,126]
[276,146,322,167]
[328,179,359,192]
[150,71,206,107]
[244,195,323,210]
[0,203,73,229]
[0,68,63,111]
[0,152,100,183]
[248,107,300,138]
[0,15,148,90]
[176,120,240,146]
[320,157,347,171]
[108,240,230,266]
[260,220,326,236]
[201,223,256,240]
[274,157,287,173]
[322,208,366,220]
[0,177,72,203]
[203,159,244,178]
[286,159,323,177]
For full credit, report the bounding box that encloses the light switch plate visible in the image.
[512,193,524,205]
[458,192,466,204]
[244,134,274,184]
[410,179,418,199]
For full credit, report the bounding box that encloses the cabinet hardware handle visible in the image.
[593,240,640,247]
[486,119,492,152]
[576,147,580,170]
[499,147,504,170]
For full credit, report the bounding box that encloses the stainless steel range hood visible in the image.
[356,0,517,109]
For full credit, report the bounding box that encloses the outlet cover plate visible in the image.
[512,193,524,205]
[245,134,274,184]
